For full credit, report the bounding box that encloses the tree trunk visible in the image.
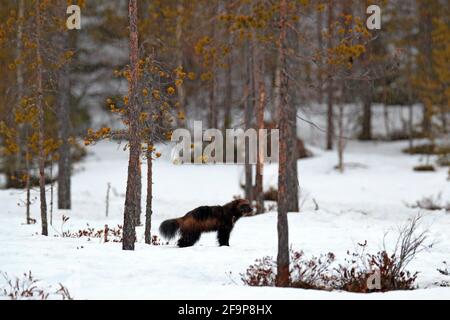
[106,183,111,218]
[144,142,153,244]
[255,83,265,214]
[244,42,253,202]
[253,34,265,214]
[359,1,372,141]
[176,0,186,127]
[36,0,48,236]
[336,0,352,171]
[50,162,54,225]
[223,58,232,131]
[359,81,372,140]
[223,11,233,132]
[276,0,295,287]
[418,0,433,137]
[383,101,390,136]
[326,1,334,150]
[135,163,142,226]
[123,0,140,251]
[337,104,344,172]
[409,105,414,148]
[273,58,281,123]
[408,56,414,149]
[57,12,72,210]
[209,77,217,128]
[208,3,218,129]
[25,137,31,224]
[16,0,24,122]
[16,0,29,223]
[317,7,323,104]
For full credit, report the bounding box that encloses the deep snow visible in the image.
[0,138,449,299]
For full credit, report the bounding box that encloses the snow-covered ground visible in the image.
[0,139,449,299]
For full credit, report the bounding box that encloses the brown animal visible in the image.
[159,199,253,247]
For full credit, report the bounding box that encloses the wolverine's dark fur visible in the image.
[159,199,253,247]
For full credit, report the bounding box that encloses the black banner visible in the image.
[1,300,447,319]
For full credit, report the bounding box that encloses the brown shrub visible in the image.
[335,248,418,292]
[413,164,436,172]
[60,222,123,243]
[263,187,278,202]
[241,216,429,293]
[403,143,450,155]
[0,271,72,300]
[408,193,450,212]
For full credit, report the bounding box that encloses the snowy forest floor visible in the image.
[0,139,449,299]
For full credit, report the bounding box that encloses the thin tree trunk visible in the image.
[176,0,186,127]
[383,88,390,137]
[418,0,433,137]
[123,0,140,250]
[273,59,281,123]
[16,0,24,163]
[50,162,54,225]
[223,9,233,132]
[209,77,217,128]
[337,104,344,172]
[360,80,372,140]
[106,183,111,218]
[359,1,372,141]
[409,105,414,149]
[317,7,323,104]
[16,0,24,104]
[244,42,253,202]
[255,82,265,214]
[208,3,218,129]
[57,9,72,209]
[408,57,414,149]
[326,1,334,150]
[223,58,232,131]
[36,0,48,236]
[25,139,31,224]
[136,164,142,226]
[336,0,352,171]
[17,0,29,223]
[276,0,293,287]
[253,34,265,214]
[144,142,153,244]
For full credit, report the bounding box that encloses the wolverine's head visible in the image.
[233,199,253,217]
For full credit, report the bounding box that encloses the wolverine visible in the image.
[159,199,253,247]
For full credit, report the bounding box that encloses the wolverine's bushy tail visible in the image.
[159,219,180,239]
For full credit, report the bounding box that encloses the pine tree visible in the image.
[122,0,140,251]
[276,0,294,287]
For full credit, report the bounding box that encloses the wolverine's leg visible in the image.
[217,227,232,246]
[177,231,201,247]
